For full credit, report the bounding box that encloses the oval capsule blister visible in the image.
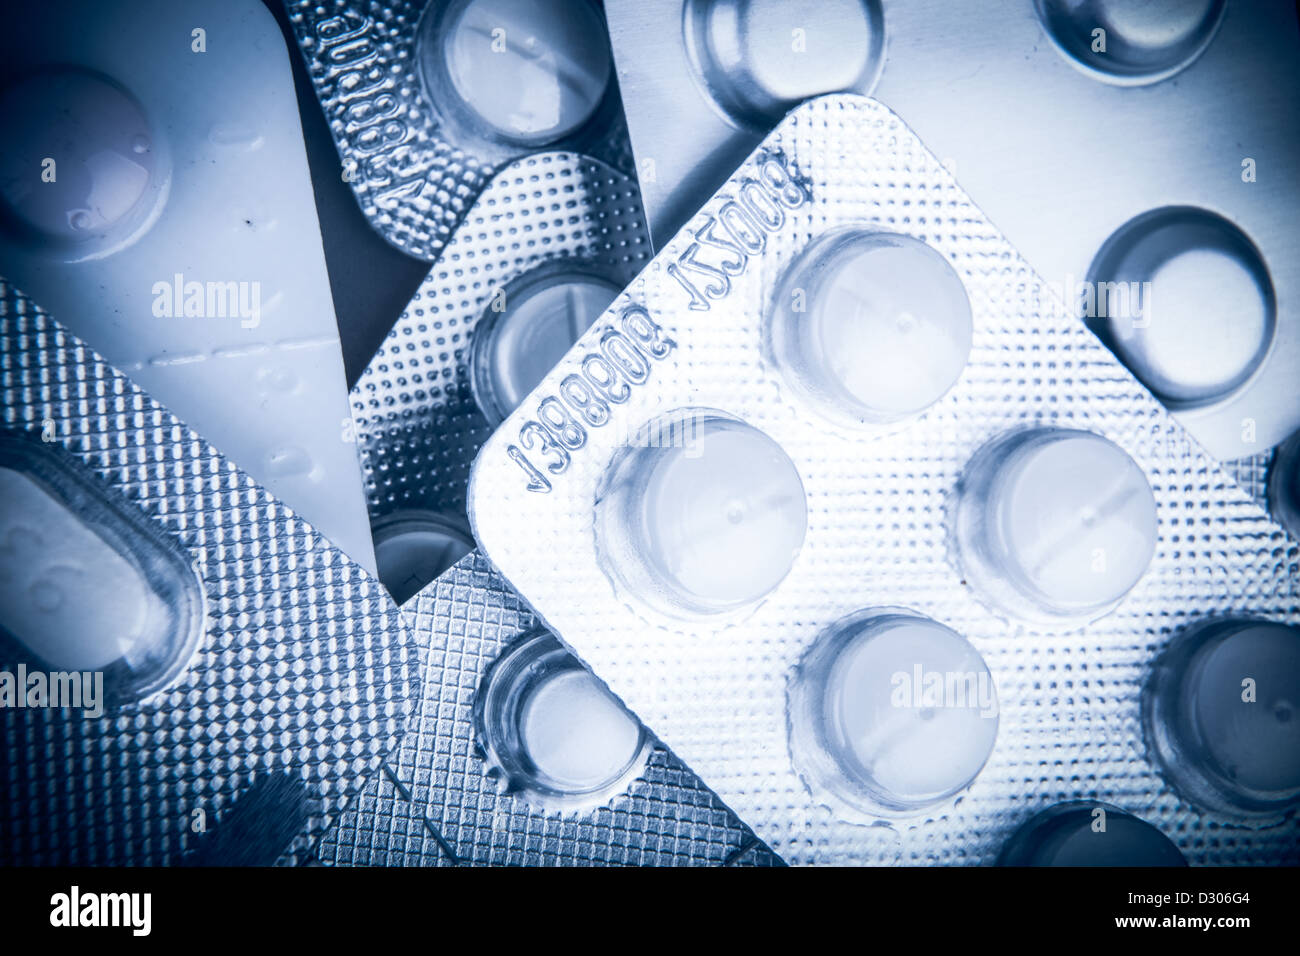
[1,283,419,866]
[0,437,204,704]
[468,95,1300,865]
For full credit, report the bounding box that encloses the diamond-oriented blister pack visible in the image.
[467,95,1300,866]
[284,0,634,261]
[352,151,650,524]
[319,551,781,866]
[0,281,420,866]
[607,0,1300,463]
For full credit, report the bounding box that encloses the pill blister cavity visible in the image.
[1144,618,1300,819]
[684,0,884,128]
[470,266,622,424]
[1266,432,1300,540]
[788,609,999,821]
[595,412,807,617]
[0,438,204,704]
[997,802,1186,866]
[473,630,651,813]
[1085,207,1275,409]
[952,428,1158,626]
[422,0,612,147]
[0,68,168,260]
[1035,0,1225,85]
[766,230,972,428]
[372,510,476,605]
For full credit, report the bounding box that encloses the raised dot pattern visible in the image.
[285,0,635,261]
[318,552,780,865]
[467,96,1300,866]
[0,280,420,866]
[351,151,651,521]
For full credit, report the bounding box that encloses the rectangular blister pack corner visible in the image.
[0,0,376,572]
[318,551,782,865]
[0,282,420,866]
[467,95,1300,866]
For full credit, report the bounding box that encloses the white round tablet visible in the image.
[634,416,807,612]
[472,271,620,423]
[788,610,998,818]
[1036,0,1225,85]
[438,0,611,145]
[520,668,645,792]
[955,428,1158,623]
[993,431,1159,612]
[768,231,972,426]
[1090,208,1274,407]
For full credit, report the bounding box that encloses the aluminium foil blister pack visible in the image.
[317,551,783,866]
[352,151,650,601]
[0,0,376,571]
[284,0,634,261]
[467,95,1300,866]
[605,0,1300,468]
[0,281,420,866]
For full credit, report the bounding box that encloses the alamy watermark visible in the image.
[891,664,998,719]
[151,273,261,329]
[0,664,104,718]
[1043,273,1154,328]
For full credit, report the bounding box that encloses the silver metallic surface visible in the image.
[351,151,651,542]
[0,281,420,866]
[284,0,635,261]
[318,551,781,865]
[607,0,1300,460]
[467,96,1300,866]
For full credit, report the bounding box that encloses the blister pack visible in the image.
[317,551,782,866]
[0,280,420,866]
[284,0,634,261]
[467,95,1300,866]
[605,0,1300,463]
[350,151,650,601]
[0,0,374,572]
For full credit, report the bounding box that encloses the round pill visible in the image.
[996,432,1158,610]
[634,416,806,612]
[789,611,998,818]
[520,668,645,792]
[767,231,972,426]
[472,271,620,423]
[1145,619,1300,816]
[0,68,165,256]
[437,0,611,146]
[998,803,1186,866]
[1036,0,1225,85]
[372,510,475,606]
[1088,208,1274,407]
[684,0,884,127]
[473,630,651,812]
[955,428,1158,623]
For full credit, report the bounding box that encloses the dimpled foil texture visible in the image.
[353,151,650,522]
[0,280,420,866]
[284,0,634,260]
[317,551,783,865]
[468,95,1300,866]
